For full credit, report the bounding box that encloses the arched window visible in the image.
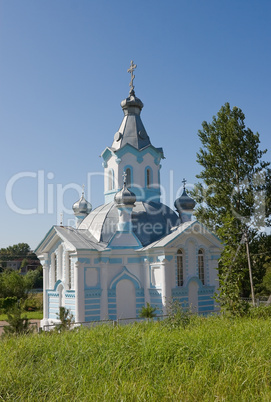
[126,168,131,186]
[198,249,205,285]
[108,170,114,191]
[177,248,184,286]
[146,168,151,188]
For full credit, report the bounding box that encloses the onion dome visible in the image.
[114,176,136,206]
[174,179,196,213]
[73,190,92,217]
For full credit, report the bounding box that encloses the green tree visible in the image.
[138,303,157,319]
[192,103,270,306]
[55,307,74,332]
[2,305,33,337]
[0,271,30,300]
[0,243,31,261]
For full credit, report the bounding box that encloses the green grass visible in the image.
[0,310,43,321]
[0,316,271,401]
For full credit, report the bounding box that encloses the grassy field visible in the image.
[0,316,270,401]
[0,310,43,321]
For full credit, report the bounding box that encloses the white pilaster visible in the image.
[100,262,108,320]
[144,258,150,305]
[161,259,170,315]
[40,253,49,329]
[74,260,84,323]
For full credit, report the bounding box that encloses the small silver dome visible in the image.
[114,181,136,206]
[73,192,92,216]
[174,189,196,212]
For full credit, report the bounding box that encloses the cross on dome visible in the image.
[127,60,137,94]
[182,178,187,190]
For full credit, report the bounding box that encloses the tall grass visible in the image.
[0,316,271,400]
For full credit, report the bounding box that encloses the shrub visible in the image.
[54,307,74,332]
[138,303,157,319]
[2,305,33,337]
[22,296,42,312]
[163,300,192,329]
[0,296,17,313]
[248,304,271,319]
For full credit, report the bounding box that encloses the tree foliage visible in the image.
[193,102,270,237]
[0,243,31,262]
[2,305,33,337]
[138,303,157,319]
[0,270,38,300]
[192,103,271,304]
[55,307,74,332]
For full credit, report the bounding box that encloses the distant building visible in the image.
[36,63,223,329]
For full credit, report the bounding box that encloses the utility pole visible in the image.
[244,231,255,307]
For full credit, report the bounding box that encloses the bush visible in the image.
[248,304,271,319]
[0,296,17,313]
[22,296,42,312]
[54,307,74,332]
[2,305,33,337]
[138,303,157,319]
[163,300,192,329]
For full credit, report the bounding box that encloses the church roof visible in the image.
[111,93,152,151]
[79,201,179,247]
[140,220,223,250]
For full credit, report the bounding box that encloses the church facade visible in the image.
[36,63,222,328]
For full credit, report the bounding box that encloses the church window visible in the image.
[108,170,114,191]
[177,249,184,286]
[146,168,151,188]
[126,168,131,186]
[198,249,205,285]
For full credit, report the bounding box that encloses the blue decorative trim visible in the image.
[53,280,63,291]
[85,289,102,298]
[198,287,215,295]
[115,143,163,160]
[211,255,220,260]
[85,316,101,322]
[65,291,75,298]
[101,147,114,162]
[172,288,188,297]
[149,289,162,297]
[109,267,142,290]
[109,258,122,264]
[128,257,143,264]
[78,258,90,264]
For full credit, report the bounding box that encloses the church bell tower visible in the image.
[101,61,164,204]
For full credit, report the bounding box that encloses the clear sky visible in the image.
[1,0,271,250]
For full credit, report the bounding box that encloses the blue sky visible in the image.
[1,0,271,250]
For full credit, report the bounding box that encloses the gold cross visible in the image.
[127,60,137,93]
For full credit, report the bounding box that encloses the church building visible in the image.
[36,62,222,329]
